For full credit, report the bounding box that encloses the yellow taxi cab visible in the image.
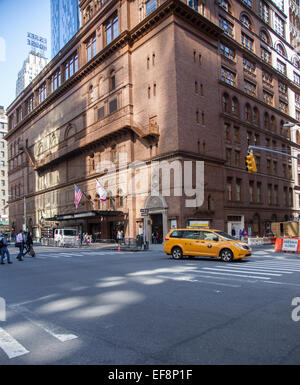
[164,228,251,262]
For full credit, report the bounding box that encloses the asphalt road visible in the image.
[0,245,300,365]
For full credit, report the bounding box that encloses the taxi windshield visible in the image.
[214,231,237,241]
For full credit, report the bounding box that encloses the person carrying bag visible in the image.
[24,231,35,257]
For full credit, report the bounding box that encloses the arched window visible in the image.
[109,70,116,91]
[271,116,276,132]
[222,93,230,112]
[292,56,299,69]
[219,0,231,14]
[232,97,239,116]
[264,112,270,130]
[88,85,94,104]
[240,14,252,30]
[260,30,270,45]
[245,103,252,121]
[253,107,259,125]
[276,43,287,57]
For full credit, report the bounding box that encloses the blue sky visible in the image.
[0,0,51,110]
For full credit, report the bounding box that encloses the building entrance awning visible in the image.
[46,210,124,221]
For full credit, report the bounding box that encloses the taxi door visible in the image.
[181,231,204,256]
[197,231,222,257]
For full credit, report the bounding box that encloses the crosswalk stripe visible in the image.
[9,305,78,343]
[202,267,281,276]
[198,270,271,279]
[218,266,292,274]
[0,327,29,359]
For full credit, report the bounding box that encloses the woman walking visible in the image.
[16,230,24,261]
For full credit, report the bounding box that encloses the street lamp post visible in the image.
[283,122,300,237]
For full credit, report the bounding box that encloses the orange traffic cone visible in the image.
[118,245,121,252]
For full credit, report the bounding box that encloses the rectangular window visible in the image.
[109,98,118,114]
[274,14,284,37]
[220,44,235,60]
[241,33,254,51]
[263,91,273,106]
[295,94,300,109]
[236,179,241,201]
[225,123,231,140]
[278,82,288,96]
[226,148,232,165]
[87,35,96,60]
[227,178,233,201]
[262,71,273,85]
[221,67,235,86]
[277,59,286,75]
[105,15,119,46]
[243,58,255,73]
[268,184,272,205]
[259,2,269,23]
[244,80,256,96]
[98,106,105,120]
[234,150,240,167]
[294,72,300,85]
[261,47,271,63]
[279,100,288,113]
[249,181,254,203]
[219,17,233,37]
[274,185,279,205]
[257,182,262,203]
[234,126,240,142]
[146,0,157,15]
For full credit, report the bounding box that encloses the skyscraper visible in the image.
[51,0,80,58]
[15,51,48,97]
[0,106,8,229]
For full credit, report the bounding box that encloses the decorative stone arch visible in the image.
[38,142,44,157]
[291,55,300,69]
[50,133,57,149]
[64,123,76,146]
[259,28,272,45]
[144,194,168,242]
[240,12,253,31]
[275,41,287,58]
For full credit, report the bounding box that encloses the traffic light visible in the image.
[245,153,257,173]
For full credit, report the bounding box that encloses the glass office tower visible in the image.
[51,0,80,58]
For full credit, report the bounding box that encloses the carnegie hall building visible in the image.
[6,0,300,241]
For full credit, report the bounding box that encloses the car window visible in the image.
[170,230,184,238]
[200,231,218,241]
[182,230,201,239]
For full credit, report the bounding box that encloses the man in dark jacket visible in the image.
[0,234,12,264]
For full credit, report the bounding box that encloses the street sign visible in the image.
[140,209,149,216]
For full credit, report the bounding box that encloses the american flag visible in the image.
[74,184,83,209]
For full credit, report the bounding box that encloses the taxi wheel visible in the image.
[172,247,183,260]
[220,249,234,262]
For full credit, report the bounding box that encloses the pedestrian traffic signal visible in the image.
[245,153,257,173]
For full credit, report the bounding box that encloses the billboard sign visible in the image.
[27,32,47,53]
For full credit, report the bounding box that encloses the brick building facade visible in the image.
[5,0,300,241]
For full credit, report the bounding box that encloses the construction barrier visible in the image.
[247,237,272,246]
[274,237,300,253]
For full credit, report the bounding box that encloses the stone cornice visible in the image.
[7,0,222,123]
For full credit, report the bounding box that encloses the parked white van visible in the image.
[54,228,78,246]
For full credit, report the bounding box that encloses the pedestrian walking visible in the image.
[16,230,24,261]
[24,231,35,257]
[0,233,12,265]
[231,227,236,237]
